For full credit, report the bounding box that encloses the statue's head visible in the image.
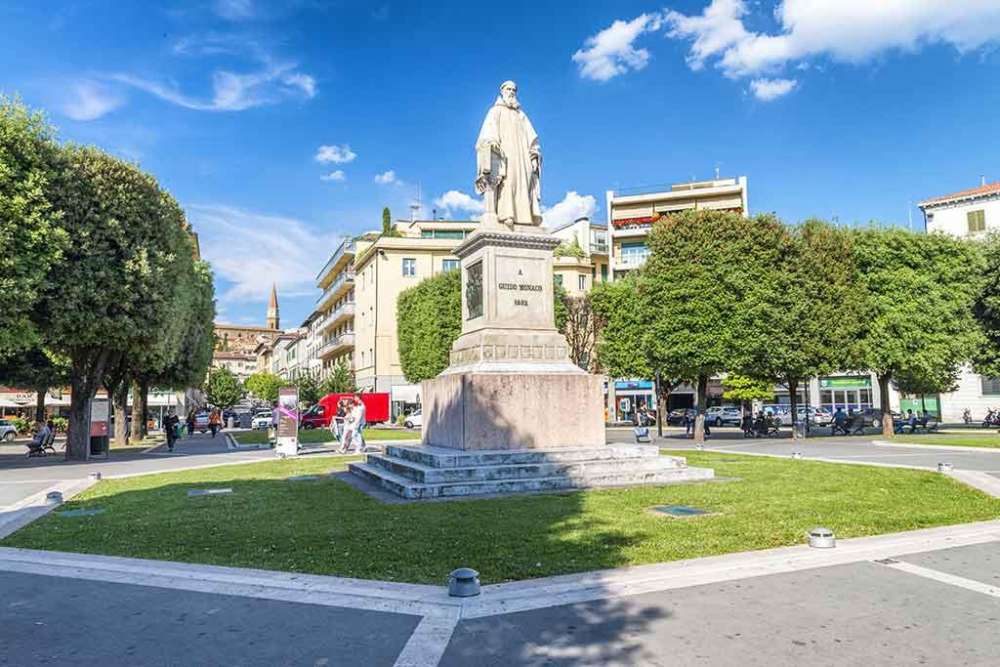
[500,80,518,106]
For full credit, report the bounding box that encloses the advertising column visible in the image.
[275,386,299,458]
[90,397,110,458]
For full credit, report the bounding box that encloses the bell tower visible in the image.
[266,283,280,330]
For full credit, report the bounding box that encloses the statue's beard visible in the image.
[496,94,520,110]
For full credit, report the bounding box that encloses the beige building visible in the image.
[314,237,363,379]
[352,220,476,404]
[606,176,749,278]
[549,216,610,296]
[211,285,281,382]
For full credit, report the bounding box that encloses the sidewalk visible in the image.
[2,520,999,665]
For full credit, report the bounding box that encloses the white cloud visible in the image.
[433,190,484,216]
[542,191,597,229]
[666,0,1000,89]
[374,170,397,185]
[214,0,254,21]
[112,59,315,112]
[187,204,340,304]
[315,144,356,164]
[60,81,124,121]
[320,170,345,182]
[572,13,663,82]
[749,77,797,101]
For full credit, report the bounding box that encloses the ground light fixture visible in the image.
[808,527,836,549]
[45,491,63,505]
[937,462,953,472]
[89,472,102,480]
[792,451,804,459]
[448,567,481,597]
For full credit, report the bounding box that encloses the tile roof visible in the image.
[920,182,1000,206]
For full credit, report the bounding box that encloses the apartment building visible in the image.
[314,237,364,379]
[352,219,477,410]
[606,177,749,278]
[550,216,609,296]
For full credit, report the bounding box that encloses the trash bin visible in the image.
[227,417,235,429]
[89,435,109,457]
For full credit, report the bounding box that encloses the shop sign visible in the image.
[615,380,653,391]
[276,387,299,457]
[820,376,871,389]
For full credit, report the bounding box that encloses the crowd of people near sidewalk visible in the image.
[329,396,367,454]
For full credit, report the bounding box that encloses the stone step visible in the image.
[383,444,660,469]
[367,453,686,484]
[348,461,714,500]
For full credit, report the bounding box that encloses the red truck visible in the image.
[300,393,390,429]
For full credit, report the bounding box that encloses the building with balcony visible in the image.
[352,219,477,411]
[315,238,364,378]
[606,176,749,279]
[549,216,610,296]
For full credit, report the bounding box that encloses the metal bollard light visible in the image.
[45,491,63,505]
[937,462,953,473]
[448,567,481,597]
[808,527,835,549]
[792,451,804,460]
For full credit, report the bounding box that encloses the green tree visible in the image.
[0,97,67,356]
[721,375,774,412]
[320,361,355,395]
[0,346,70,421]
[381,206,400,237]
[295,370,322,405]
[554,237,585,259]
[973,232,1000,379]
[205,367,244,409]
[640,210,785,442]
[591,277,651,380]
[397,268,463,382]
[37,146,195,459]
[744,219,864,434]
[852,226,984,438]
[245,371,283,404]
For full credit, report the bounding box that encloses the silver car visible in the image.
[704,406,743,426]
[0,419,17,442]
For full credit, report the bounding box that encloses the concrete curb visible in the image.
[872,439,1000,454]
[0,477,97,539]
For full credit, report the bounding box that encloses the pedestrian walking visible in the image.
[684,410,693,438]
[165,411,179,452]
[832,407,847,435]
[353,397,367,453]
[186,409,196,438]
[208,408,222,438]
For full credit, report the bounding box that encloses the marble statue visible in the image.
[475,80,542,226]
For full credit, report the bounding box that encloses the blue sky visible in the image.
[3,1,1000,328]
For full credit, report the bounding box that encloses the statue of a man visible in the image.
[475,80,542,226]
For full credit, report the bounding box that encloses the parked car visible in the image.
[704,406,743,426]
[857,407,901,429]
[251,411,273,430]
[772,406,833,426]
[193,411,210,433]
[0,419,17,442]
[404,410,422,429]
[666,408,695,425]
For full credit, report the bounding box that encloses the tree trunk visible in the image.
[34,387,46,423]
[65,349,110,460]
[879,373,894,439]
[133,379,149,439]
[693,374,708,444]
[112,380,129,448]
[788,378,800,441]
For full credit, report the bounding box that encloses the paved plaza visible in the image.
[2,428,1000,665]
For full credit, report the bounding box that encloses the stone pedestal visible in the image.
[421,227,603,450]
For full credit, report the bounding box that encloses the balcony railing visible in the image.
[617,253,649,269]
[316,301,355,334]
[316,239,356,286]
[317,332,356,358]
[590,241,608,254]
[316,270,356,308]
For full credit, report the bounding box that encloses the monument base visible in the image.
[420,372,604,450]
[348,443,715,500]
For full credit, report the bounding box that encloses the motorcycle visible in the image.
[982,409,1000,428]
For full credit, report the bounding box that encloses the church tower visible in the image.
[266,283,280,330]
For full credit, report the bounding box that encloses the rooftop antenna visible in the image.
[410,183,422,222]
[982,174,987,187]
[714,163,721,180]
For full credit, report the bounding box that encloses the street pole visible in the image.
[655,371,663,437]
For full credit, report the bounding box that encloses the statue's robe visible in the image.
[476,99,542,225]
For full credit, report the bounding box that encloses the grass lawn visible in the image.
[232,428,419,445]
[5,451,999,585]
[887,433,1000,448]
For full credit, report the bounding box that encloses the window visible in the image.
[982,377,1000,395]
[620,241,649,267]
[442,259,460,272]
[402,258,416,276]
[968,209,986,233]
[578,275,587,290]
[601,264,608,282]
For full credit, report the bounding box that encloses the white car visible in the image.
[403,410,422,429]
[0,419,17,442]
[704,406,742,426]
[251,411,273,430]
